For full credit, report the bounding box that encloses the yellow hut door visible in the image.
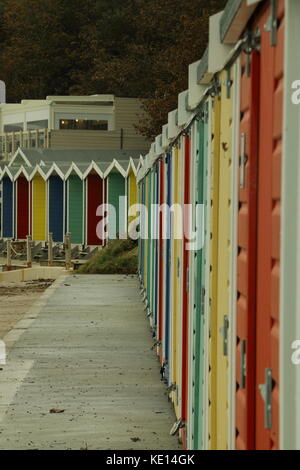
[32,174,47,241]
[208,93,221,450]
[215,69,234,449]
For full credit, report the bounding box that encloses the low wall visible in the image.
[0,267,67,282]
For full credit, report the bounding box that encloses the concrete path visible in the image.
[0,275,180,450]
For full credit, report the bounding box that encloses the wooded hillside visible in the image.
[0,0,226,139]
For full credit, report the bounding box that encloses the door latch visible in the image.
[240,339,246,389]
[259,368,272,430]
[239,133,247,189]
[201,287,205,315]
[219,315,229,356]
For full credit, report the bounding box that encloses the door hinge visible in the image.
[240,339,246,389]
[183,128,191,139]
[199,108,205,123]
[204,102,209,123]
[210,78,221,98]
[264,0,278,47]
[177,257,180,278]
[243,28,261,77]
[224,69,233,99]
[219,315,229,356]
[259,368,273,430]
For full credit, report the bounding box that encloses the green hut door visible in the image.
[68,175,84,244]
[191,111,209,450]
[108,172,125,238]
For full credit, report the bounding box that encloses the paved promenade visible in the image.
[0,275,179,450]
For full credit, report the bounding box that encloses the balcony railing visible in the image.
[0,129,50,160]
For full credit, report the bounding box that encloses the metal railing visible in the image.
[0,129,50,159]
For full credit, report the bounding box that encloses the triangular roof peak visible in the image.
[8,148,33,168]
[104,159,126,178]
[14,165,30,181]
[45,163,65,180]
[65,162,84,180]
[82,160,103,179]
[0,165,14,181]
[29,164,47,181]
[126,157,138,177]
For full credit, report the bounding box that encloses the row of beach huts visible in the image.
[0,148,140,245]
[136,0,300,451]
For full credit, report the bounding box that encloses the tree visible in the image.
[0,0,226,139]
[0,0,83,101]
[72,0,227,139]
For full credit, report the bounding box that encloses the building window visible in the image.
[4,123,24,132]
[59,119,108,131]
[27,120,48,130]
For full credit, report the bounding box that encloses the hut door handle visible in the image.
[239,133,247,189]
[259,368,272,430]
[240,339,246,389]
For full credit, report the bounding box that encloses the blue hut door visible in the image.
[49,175,64,242]
[2,177,13,238]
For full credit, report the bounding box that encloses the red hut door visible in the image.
[181,135,191,447]
[87,173,103,246]
[236,47,260,451]
[236,0,284,450]
[17,176,29,239]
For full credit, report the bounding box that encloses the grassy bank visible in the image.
[78,239,138,275]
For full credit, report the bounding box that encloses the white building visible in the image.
[0,95,149,159]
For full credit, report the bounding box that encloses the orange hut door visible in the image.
[255,0,284,450]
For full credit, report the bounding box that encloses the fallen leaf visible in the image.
[49,408,65,414]
[130,437,141,442]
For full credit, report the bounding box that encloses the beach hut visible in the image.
[46,164,66,243]
[104,159,127,239]
[65,163,85,245]
[1,167,14,238]
[30,165,48,242]
[126,157,139,230]
[14,166,30,240]
[83,161,104,246]
[170,145,182,421]
[280,0,300,451]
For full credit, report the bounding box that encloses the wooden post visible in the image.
[48,233,53,266]
[65,233,72,270]
[7,240,12,271]
[26,235,32,268]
